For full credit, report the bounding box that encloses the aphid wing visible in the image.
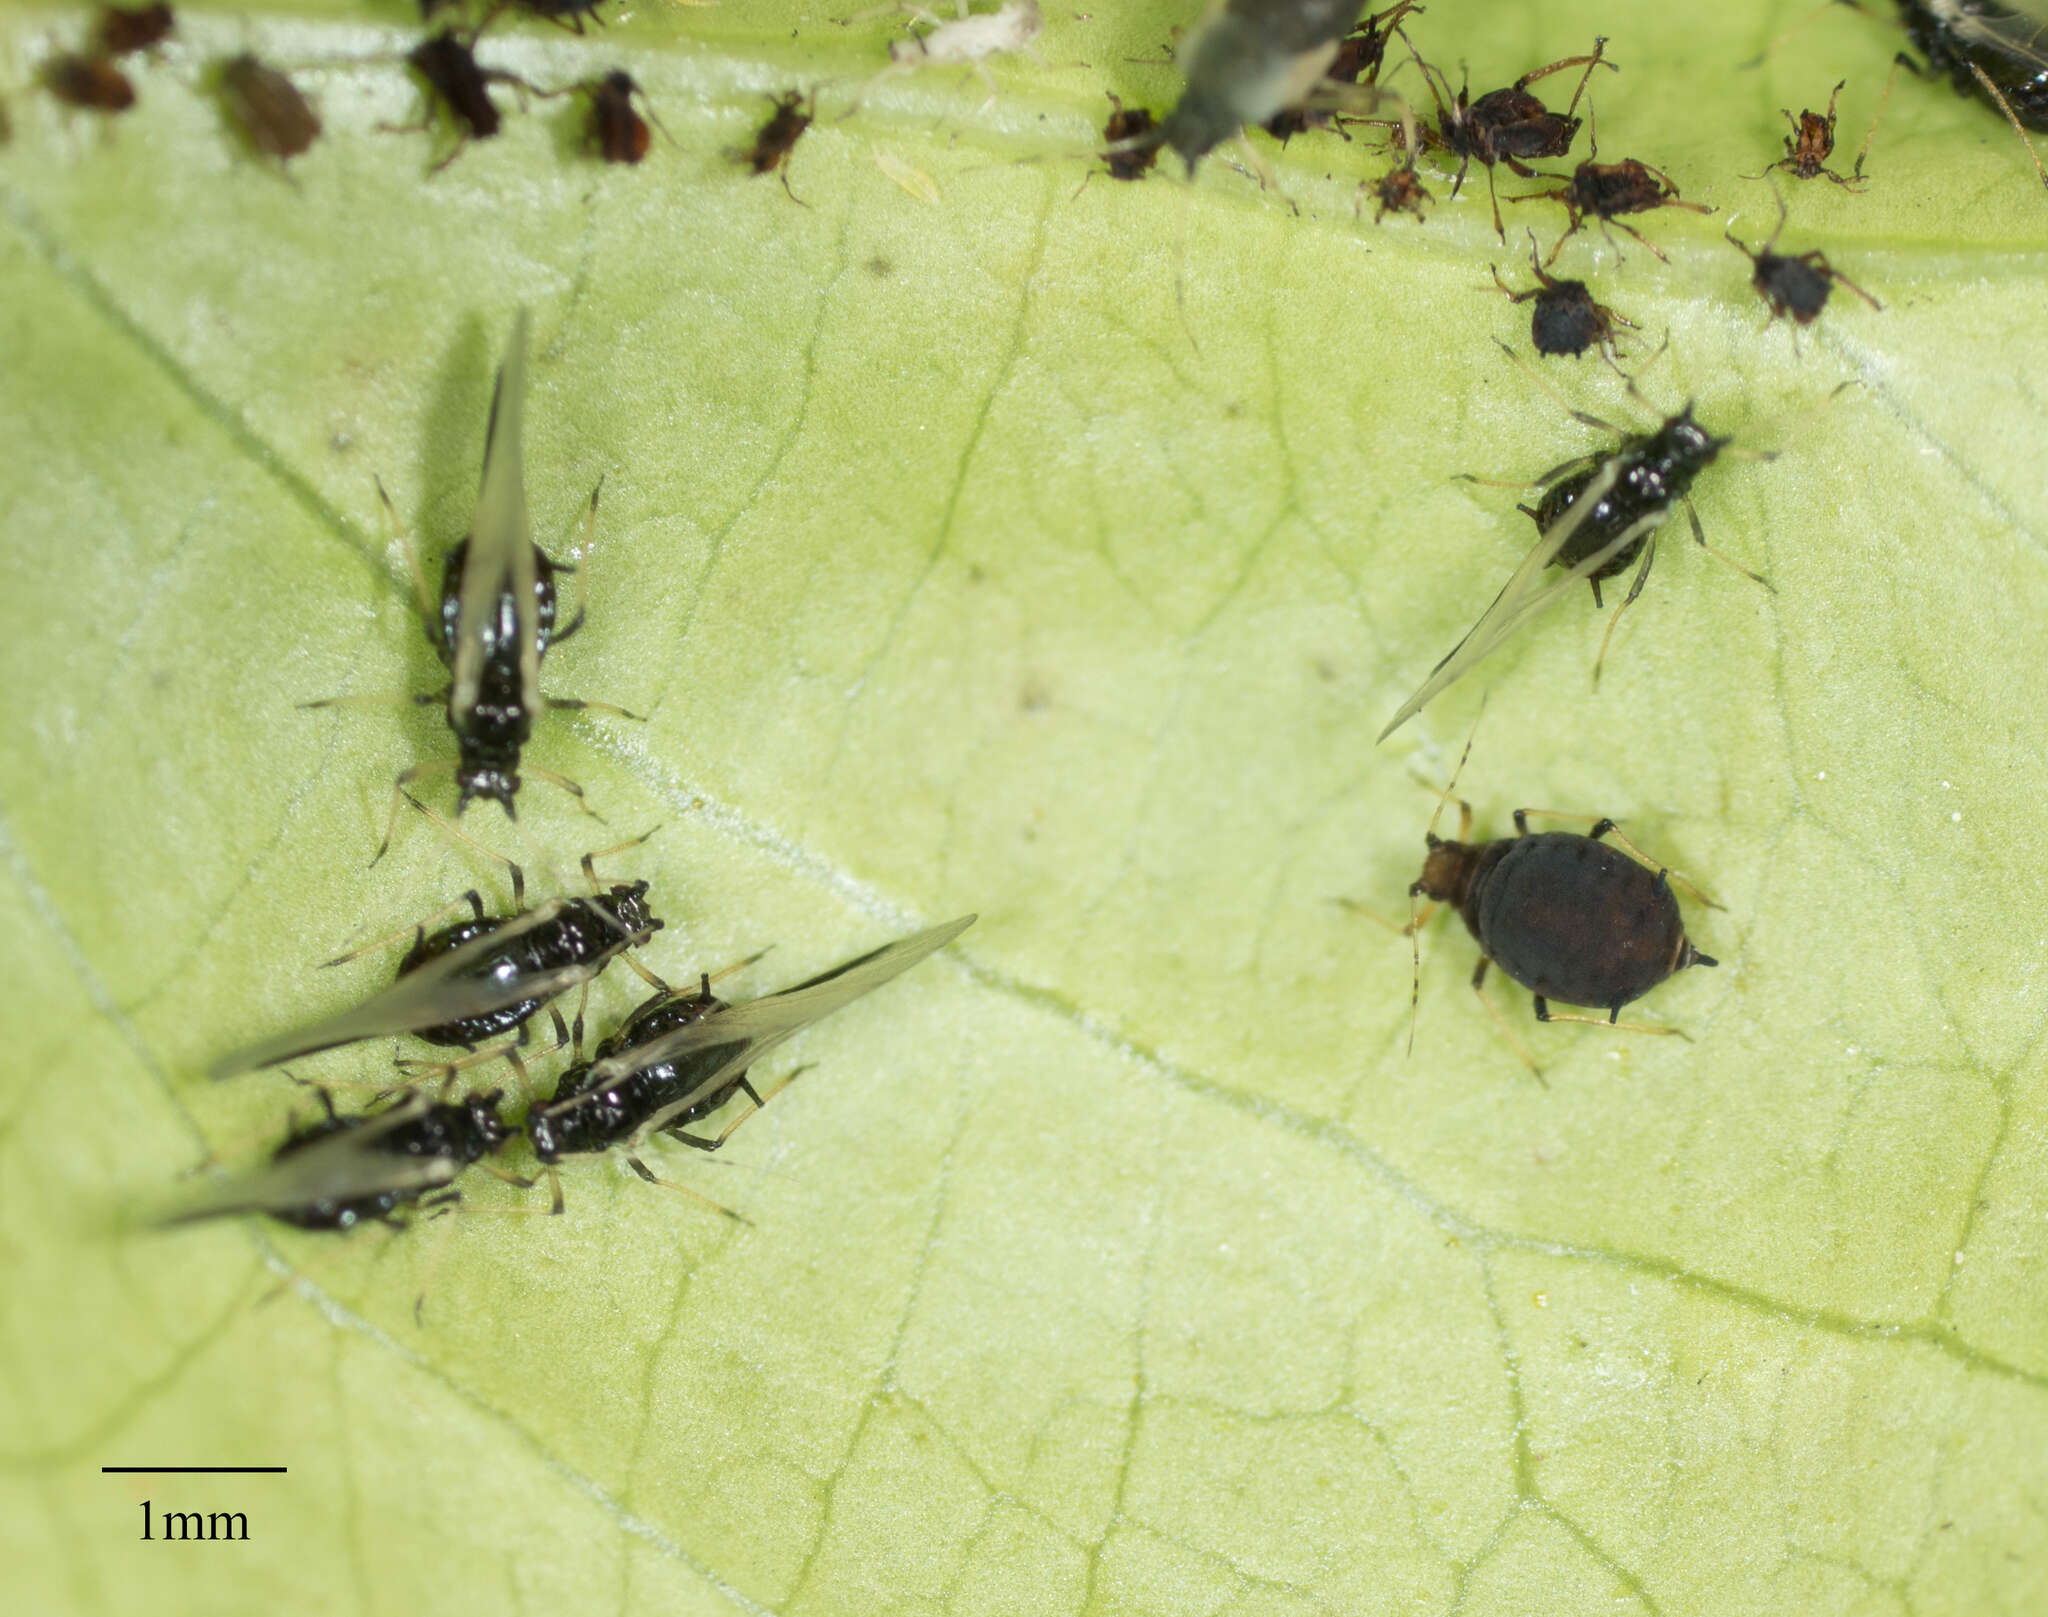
[207,900,592,1077]
[154,1098,456,1226]
[453,308,540,721]
[1950,3,2048,71]
[1377,457,1625,740]
[595,915,977,1141]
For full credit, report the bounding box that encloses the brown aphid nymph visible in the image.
[220,53,322,162]
[746,90,814,202]
[1770,78,1867,187]
[1727,189,1880,326]
[585,69,655,164]
[96,3,175,56]
[1404,749,1718,1071]
[44,52,136,112]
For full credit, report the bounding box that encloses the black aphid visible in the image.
[1380,380,1769,737]
[1397,33,1614,237]
[1491,230,1632,357]
[745,90,814,202]
[219,53,323,163]
[1158,0,1386,172]
[526,916,977,1205]
[1727,191,1882,326]
[1404,745,1718,1074]
[1100,94,1160,181]
[96,3,174,55]
[44,53,136,112]
[1264,0,1418,141]
[207,857,665,1079]
[400,27,533,168]
[159,1087,514,1231]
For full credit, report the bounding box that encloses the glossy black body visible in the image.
[97,3,174,54]
[1451,834,1693,1014]
[271,1090,511,1231]
[1898,0,2048,127]
[410,30,500,140]
[1452,85,1579,166]
[529,983,751,1163]
[397,883,659,1048]
[221,53,322,160]
[45,53,135,111]
[587,70,650,164]
[430,536,566,813]
[1526,409,1727,605]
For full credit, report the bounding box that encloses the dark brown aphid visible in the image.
[1404,754,1718,1073]
[219,53,322,162]
[1402,34,1614,237]
[1491,230,1631,357]
[584,69,654,164]
[44,53,136,112]
[1369,154,1432,220]
[403,29,519,167]
[746,90,814,203]
[96,3,175,56]
[1264,0,1420,141]
[1102,94,1160,181]
[1769,78,1869,186]
[1727,192,1881,325]
[1516,114,1713,263]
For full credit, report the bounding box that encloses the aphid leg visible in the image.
[526,766,606,825]
[545,1165,566,1215]
[371,762,455,866]
[1824,259,1883,312]
[1493,340,1621,436]
[548,478,601,647]
[376,475,442,631]
[1590,533,1657,688]
[1473,959,1546,1082]
[393,1033,522,1082]
[320,888,487,969]
[1964,60,2048,194]
[1736,0,1856,72]
[623,1154,749,1224]
[1519,811,1724,909]
[1534,996,1688,1038]
[1683,496,1776,594]
[663,1066,801,1152]
[548,695,647,722]
[1523,37,1613,119]
[579,827,660,889]
[622,953,673,992]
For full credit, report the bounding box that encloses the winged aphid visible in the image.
[1896,0,2048,181]
[207,869,664,1080]
[157,1087,515,1231]
[527,916,977,1203]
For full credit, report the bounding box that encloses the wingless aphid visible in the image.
[316,309,628,831]
[1895,0,2048,187]
[878,1,1043,108]
[1264,0,1419,142]
[582,69,660,164]
[1404,742,1719,1075]
[1155,0,1386,173]
[44,53,136,113]
[1491,229,1633,358]
[1766,79,1872,186]
[1727,189,1881,327]
[219,53,323,164]
[1513,110,1713,264]
[95,3,175,55]
[745,91,814,202]
[526,915,977,1207]
[1379,375,1769,738]
[1396,33,1614,237]
[206,856,664,1080]
[399,27,536,170]
[157,1087,515,1231]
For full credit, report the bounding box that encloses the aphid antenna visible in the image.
[376,474,443,629]
[1850,55,1907,183]
[320,886,490,971]
[1966,56,2048,192]
[397,786,528,906]
[1492,339,1626,437]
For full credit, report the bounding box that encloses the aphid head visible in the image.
[1411,834,1484,909]
[603,881,662,943]
[1659,404,1730,476]
[462,1090,514,1159]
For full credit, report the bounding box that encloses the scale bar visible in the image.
[102,1466,287,1474]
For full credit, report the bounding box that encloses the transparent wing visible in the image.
[154,1096,459,1226]
[208,899,599,1078]
[581,915,977,1144]
[1951,3,2048,71]
[452,307,541,724]
[1378,457,1649,741]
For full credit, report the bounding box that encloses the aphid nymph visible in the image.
[400,27,531,169]
[1264,0,1418,141]
[1491,230,1632,358]
[1099,94,1161,182]
[1896,0,2048,187]
[745,90,814,202]
[1404,742,1719,1073]
[583,69,659,164]
[1727,189,1881,327]
[44,53,137,113]
[1769,78,1870,186]
[1513,109,1712,264]
[96,3,175,56]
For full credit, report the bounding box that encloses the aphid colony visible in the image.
[167,313,975,1241]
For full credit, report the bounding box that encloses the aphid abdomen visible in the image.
[531,988,745,1163]
[435,539,560,668]
[400,916,549,1046]
[1473,833,1688,1011]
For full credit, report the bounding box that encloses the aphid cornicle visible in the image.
[1407,768,1718,1067]
[527,916,978,1204]
[206,867,665,1079]
[158,1088,515,1231]
[1379,384,1768,739]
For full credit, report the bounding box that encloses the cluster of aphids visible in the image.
[1092,0,2045,1072]
[163,310,975,1249]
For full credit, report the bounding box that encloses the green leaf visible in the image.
[5,0,2047,1611]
